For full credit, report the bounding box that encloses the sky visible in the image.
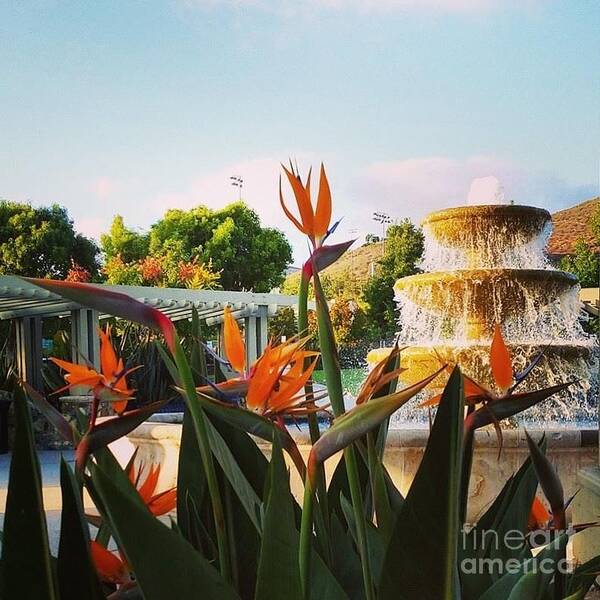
[1,0,599,264]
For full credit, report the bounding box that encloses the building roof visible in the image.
[0,276,302,324]
[548,197,600,256]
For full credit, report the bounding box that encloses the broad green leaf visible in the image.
[339,493,386,584]
[525,431,566,599]
[205,417,262,532]
[0,388,56,599]
[478,534,568,600]
[24,277,175,350]
[199,393,306,479]
[177,408,209,546]
[255,433,302,600]
[464,382,574,431]
[379,367,464,600]
[566,555,600,597]
[525,431,564,522]
[461,443,544,600]
[57,459,104,600]
[76,400,165,469]
[23,381,74,444]
[329,514,363,598]
[89,461,239,600]
[310,366,445,473]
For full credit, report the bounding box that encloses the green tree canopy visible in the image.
[560,238,599,288]
[100,215,149,263]
[147,202,292,292]
[101,202,292,292]
[362,219,424,340]
[0,201,99,279]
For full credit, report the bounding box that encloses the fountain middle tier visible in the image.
[395,342,593,390]
[395,268,579,340]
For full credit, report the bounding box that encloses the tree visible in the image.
[560,239,599,288]
[362,219,424,340]
[148,202,292,292]
[268,306,297,342]
[0,201,99,279]
[100,215,149,263]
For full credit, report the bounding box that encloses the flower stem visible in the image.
[299,475,315,600]
[312,270,374,600]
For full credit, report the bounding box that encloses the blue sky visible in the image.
[1,0,598,263]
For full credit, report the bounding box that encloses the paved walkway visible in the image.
[0,451,80,553]
[0,450,80,512]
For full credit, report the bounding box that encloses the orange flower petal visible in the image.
[137,463,160,504]
[90,541,129,584]
[270,358,318,411]
[314,164,332,239]
[223,306,246,373]
[279,177,309,235]
[148,488,177,516]
[282,164,315,239]
[99,326,119,378]
[528,495,550,530]
[490,324,513,391]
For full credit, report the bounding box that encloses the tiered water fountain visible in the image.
[391,177,596,426]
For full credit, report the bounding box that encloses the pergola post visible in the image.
[70,308,100,369]
[15,316,44,390]
[257,305,269,355]
[245,315,258,366]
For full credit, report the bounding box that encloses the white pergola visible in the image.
[0,275,304,389]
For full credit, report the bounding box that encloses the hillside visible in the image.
[284,198,600,289]
[548,197,599,256]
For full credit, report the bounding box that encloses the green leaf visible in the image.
[57,459,104,600]
[380,367,464,600]
[525,431,564,522]
[255,433,303,600]
[464,382,574,431]
[310,366,444,473]
[89,461,239,600]
[199,394,306,479]
[201,417,262,532]
[176,408,209,546]
[566,554,600,597]
[478,534,568,600]
[460,443,543,600]
[525,431,566,599]
[76,400,166,469]
[25,277,176,350]
[23,381,75,444]
[339,493,387,584]
[0,387,56,599]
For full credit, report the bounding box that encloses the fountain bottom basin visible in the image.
[115,417,598,552]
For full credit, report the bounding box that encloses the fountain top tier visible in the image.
[420,204,552,271]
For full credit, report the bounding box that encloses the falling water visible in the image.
[389,192,597,428]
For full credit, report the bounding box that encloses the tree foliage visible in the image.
[101,203,292,292]
[0,201,99,279]
[560,239,599,288]
[362,219,424,340]
[100,216,149,263]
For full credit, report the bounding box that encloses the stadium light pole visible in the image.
[372,212,392,253]
[230,175,243,200]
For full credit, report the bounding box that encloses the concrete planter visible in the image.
[120,415,597,532]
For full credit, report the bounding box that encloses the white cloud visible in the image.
[182,0,515,15]
[74,154,596,264]
[352,155,596,223]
